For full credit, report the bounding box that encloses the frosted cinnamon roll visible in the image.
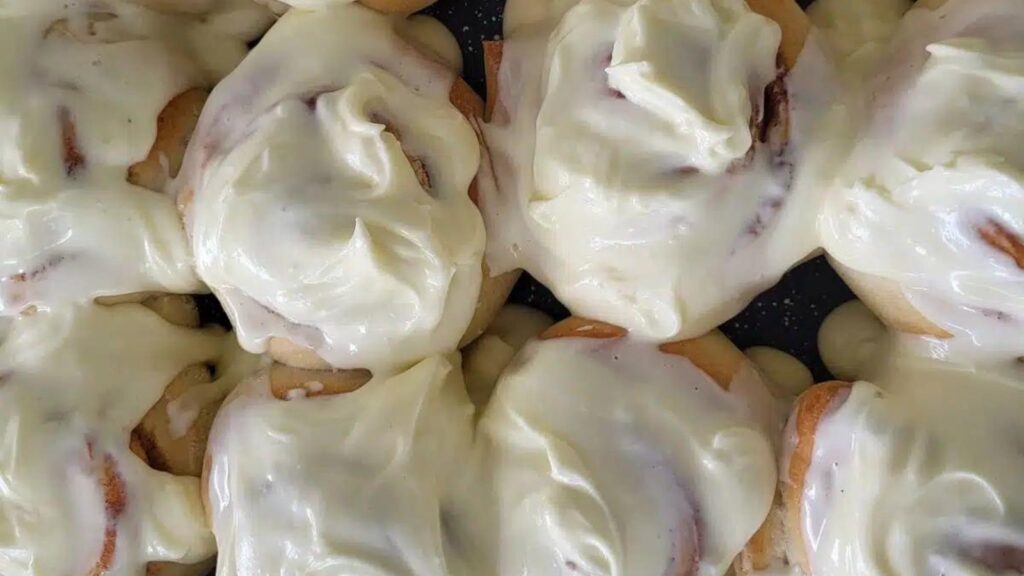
[480,0,831,341]
[472,317,780,575]
[0,0,271,315]
[0,298,259,576]
[818,0,1024,362]
[203,355,475,575]
[177,3,517,373]
[774,341,1024,575]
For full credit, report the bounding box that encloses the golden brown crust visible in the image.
[460,262,522,349]
[540,317,746,392]
[128,89,208,193]
[782,381,852,575]
[268,363,372,400]
[745,0,810,70]
[659,331,748,392]
[132,364,216,478]
[829,258,952,338]
[540,317,628,340]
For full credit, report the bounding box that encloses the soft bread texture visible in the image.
[128,89,209,193]
[264,76,519,370]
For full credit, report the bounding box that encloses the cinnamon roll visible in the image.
[0,297,259,576]
[203,355,474,575]
[0,0,271,315]
[203,317,778,575]
[774,340,1024,575]
[473,317,781,575]
[479,0,832,342]
[177,3,518,374]
[818,0,1024,363]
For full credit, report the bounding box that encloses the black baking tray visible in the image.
[419,0,854,381]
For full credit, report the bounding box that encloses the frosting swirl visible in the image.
[179,4,484,372]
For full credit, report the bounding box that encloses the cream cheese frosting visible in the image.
[0,302,231,576]
[206,331,780,575]
[475,335,779,575]
[178,3,484,372]
[795,338,1024,576]
[205,355,476,576]
[481,0,829,341]
[0,0,271,315]
[818,0,1024,363]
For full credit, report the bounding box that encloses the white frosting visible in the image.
[481,0,829,341]
[797,339,1024,575]
[818,0,1024,363]
[0,0,270,315]
[0,303,227,576]
[817,299,887,381]
[207,331,779,575]
[475,335,779,575]
[179,4,484,372]
[206,355,477,575]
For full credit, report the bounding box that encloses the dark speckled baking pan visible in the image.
[420,0,854,381]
